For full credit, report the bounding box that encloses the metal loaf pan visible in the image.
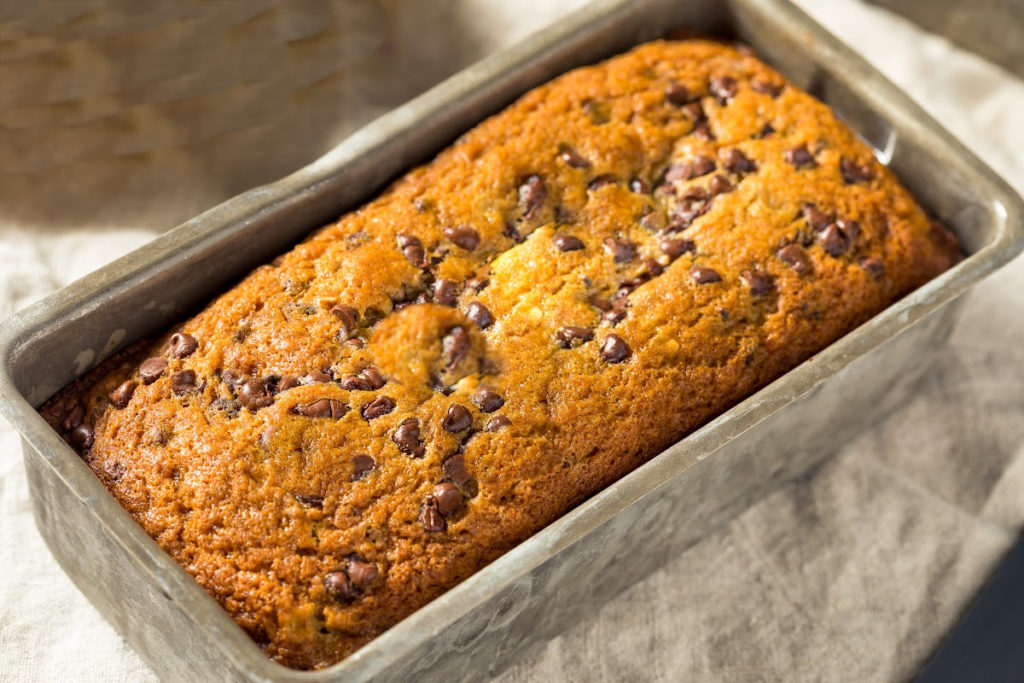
[1,0,1021,680]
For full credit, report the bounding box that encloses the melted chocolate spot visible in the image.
[108,380,137,409]
[600,334,630,363]
[442,404,473,433]
[139,357,168,384]
[169,333,198,359]
[361,396,396,420]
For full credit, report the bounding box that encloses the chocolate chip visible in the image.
[419,499,446,532]
[61,405,84,431]
[680,101,705,122]
[108,380,137,409]
[583,98,611,124]
[756,123,775,139]
[723,149,757,174]
[553,233,584,252]
[740,269,774,295]
[351,454,375,481]
[169,332,198,359]
[519,174,547,220]
[558,145,590,168]
[434,482,463,516]
[347,560,378,589]
[362,396,395,420]
[556,326,594,349]
[690,156,716,178]
[751,79,783,97]
[292,493,324,508]
[466,276,489,293]
[392,417,425,457]
[484,415,511,432]
[681,186,709,202]
[330,304,360,339]
[340,375,372,391]
[689,265,722,284]
[443,454,471,487]
[693,121,714,141]
[600,334,630,363]
[324,571,355,602]
[660,237,695,259]
[170,370,198,395]
[398,235,428,268]
[405,244,429,268]
[503,222,523,243]
[396,234,419,249]
[329,303,359,324]
[818,225,846,256]
[277,375,300,392]
[465,301,493,329]
[639,212,664,233]
[777,244,810,274]
[667,205,701,231]
[620,273,652,292]
[803,204,831,231]
[359,366,386,390]
[785,146,816,169]
[139,357,168,384]
[238,379,273,409]
[708,174,734,196]
[472,387,504,413]
[443,225,480,251]
[836,217,860,243]
[590,295,613,312]
[69,423,94,451]
[860,257,885,279]
[663,164,688,184]
[604,237,635,263]
[587,174,618,192]
[709,75,737,103]
[221,369,245,386]
[433,279,458,306]
[665,81,692,106]
[840,157,873,184]
[665,156,716,183]
[601,295,629,325]
[442,404,473,433]
[629,178,650,194]
[344,338,364,349]
[602,309,627,326]
[443,326,470,369]
[295,398,348,419]
[301,370,333,384]
[819,217,859,257]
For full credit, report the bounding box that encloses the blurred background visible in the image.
[2,0,1023,680]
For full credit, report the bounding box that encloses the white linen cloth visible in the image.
[1,1,1022,680]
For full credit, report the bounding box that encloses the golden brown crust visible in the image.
[40,40,962,669]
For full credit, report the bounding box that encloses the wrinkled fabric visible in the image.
[1,0,1022,680]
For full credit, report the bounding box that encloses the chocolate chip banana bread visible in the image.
[40,40,962,669]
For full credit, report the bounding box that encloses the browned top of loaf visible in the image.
[40,40,962,670]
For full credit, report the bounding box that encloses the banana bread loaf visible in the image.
[40,39,962,669]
